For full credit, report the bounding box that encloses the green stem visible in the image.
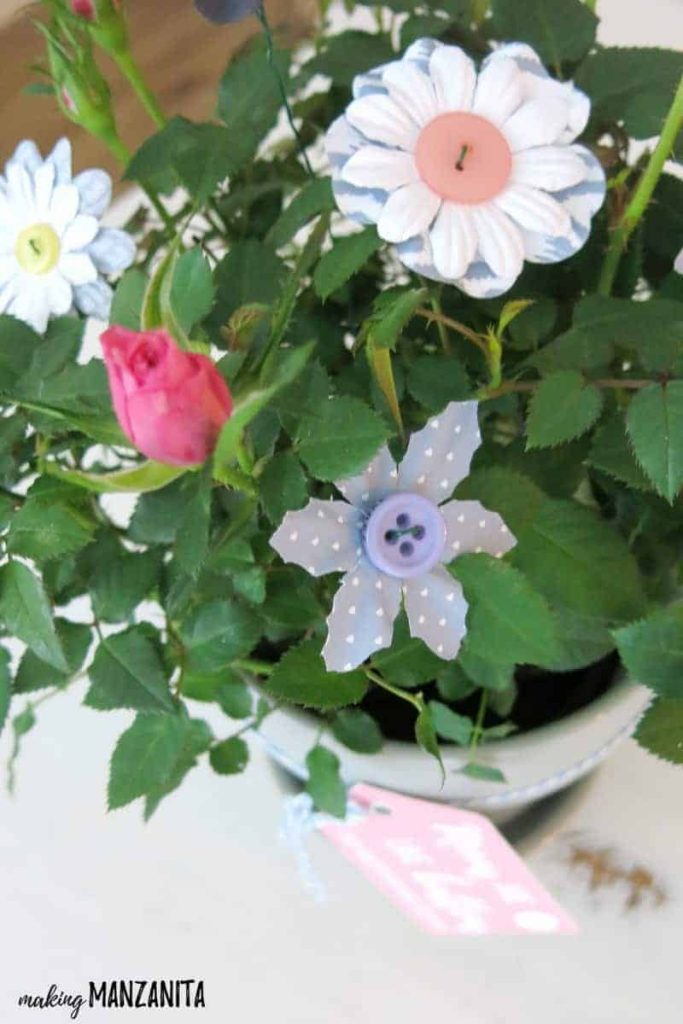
[257,4,314,177]
[365,668,423,712]
[427,286,452,355]
[598,73,683,296]
[104,132,176,233]
[232,658,275,676]
[113,47,167,130]
[469,689,488,756]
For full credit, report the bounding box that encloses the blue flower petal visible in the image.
[403,565,468,660]
[336,445,398,508]
[441,500,516,562]
[398,402,482,503]
[323,559,402,672]
[271,499,362,578]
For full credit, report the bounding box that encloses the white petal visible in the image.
[0,275,20,315]
[58,252,98,286]
[512,146,586,191]
[377,182,441,244]
[494,183,570,237]
[47,138,72,186]
[322,560,402,672]
[473,56,524,126]
[341,146,418,191]
[73,279,113,320]
[382,62,439,126]
[61,214,99,253]
[73,169,112,217]
[49,184,80,236]
[429,203,477,281]
[270,498,362,577]
[429,45,476,112]
[403,565,468,661]
[87,229,136,274]
[7,140,42,176]
[44,272,73,316]
[398,401,482,502]
[336,445,398,507]
[675,248,683,276]
[0,253,18,285]
[9,279,51,333]
[346,94,420,150]
[32,162,56,217]
[470,203,524,279]
[5,163,36,221]
[501,98,568,152]
[441,499,516,561]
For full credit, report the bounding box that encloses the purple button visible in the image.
[363,492,446,579]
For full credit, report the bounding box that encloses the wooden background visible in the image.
[0,0,316,175]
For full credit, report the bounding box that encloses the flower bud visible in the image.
[101,326,233,467]
[68,0,127,54]
[41,19,119,142]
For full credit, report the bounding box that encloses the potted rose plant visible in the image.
[0,0,681,819]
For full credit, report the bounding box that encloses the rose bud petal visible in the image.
[193,0,262,24]
[71,0,96,18]
[101,326,233,467]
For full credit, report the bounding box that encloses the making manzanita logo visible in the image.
[17,980,206,1018]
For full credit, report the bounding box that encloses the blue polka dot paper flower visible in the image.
[270,401,516,672]
[325,39,606,299]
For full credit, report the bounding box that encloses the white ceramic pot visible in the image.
[257,674,651,814]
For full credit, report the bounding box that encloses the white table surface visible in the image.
[2,1,682,1020]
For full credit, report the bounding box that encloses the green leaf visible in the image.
[130,477,191,544]
[169,249,215,334]
[456,466,545,537]
[373,612,446,687]
[182,670,252,719]
[89,546,162,624]
[259,451,308,523]
[296,395,388,481]
[577,47,683,138]
[266,639,368,710]
[15,620,91,694]
[406,354,471,411]
[511,498,646,625]
[0,562,67,671]
[614,605,683,698]
[414,705,445,782]
[635,698,683,766]
[0,646,11,738]
[172,122,236,204]
[331,708,383,753]
[526,370,603,449]
[110,269,147,330]
[7,490,95,562]
[436,663,476,703]
[626,382,683,502]
[85,627,174,713]
[460,762,506,783]
[174,467,212,576]
[363,287,428,351]
[211,239,285,327]
[428,700,473,745]
[458,648,514,692]
[267,177,334,249]
[45,460,186,495]
[108,710,212,810]
[218,43,292,170]
[0,314,40,383]
[179,599,260,674]
[491,0,597,66]
[263,567,322,629]
[313,227,381,300]
[303,30,394,87]
[305,745,346,817]
[210,736,249,776]
[588,413,652,491]
[452,554,561,667]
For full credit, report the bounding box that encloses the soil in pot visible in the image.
[359,652,621,743]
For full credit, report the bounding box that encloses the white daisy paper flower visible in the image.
[271,401,516,673]
[0,138,135,333]
[325,39,606,298]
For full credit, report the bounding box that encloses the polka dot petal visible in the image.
[323,559,402,672]
[397,401,482,503]
[336,444,399,508]
[270,498,362,577]
[440,499,516,561]
[403,565,468,660]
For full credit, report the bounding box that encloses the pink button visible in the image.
[415,112,512,204]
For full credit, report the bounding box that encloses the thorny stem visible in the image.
[365,668,423,712]
[257,4,315,177]
[416,307,488,356]
[468,689,488,758]
[424,286,452,355]
[598,73,683,296]
[482,377,660,400]
[113,47,167,130]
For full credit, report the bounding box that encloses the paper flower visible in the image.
[326,39,606,299]
[101,326,233,466]
[271,401,515,672]
[0,138,135,333]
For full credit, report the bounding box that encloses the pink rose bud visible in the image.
[71,0,96,18]
[101,326,233,467]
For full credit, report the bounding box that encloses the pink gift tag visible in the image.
[319,784,578,936]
